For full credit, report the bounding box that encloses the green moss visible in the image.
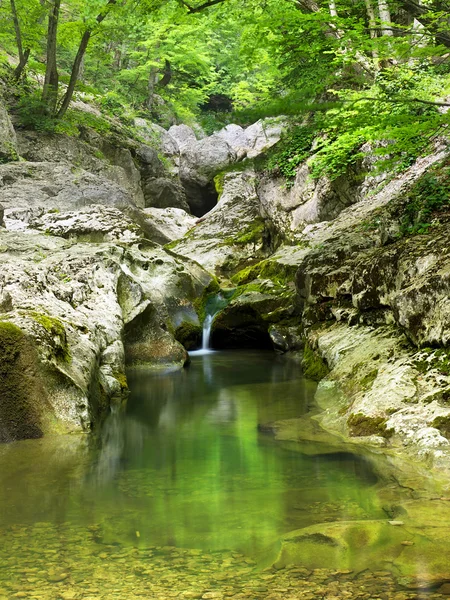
[431,415,450,439]
[0,141,19,164]
[112,372,128,390]
[360,368,378,389]
[174,322,202,350]
[414,347,450,376]
[231,257,297,288]
[222,218,266,247]
[214,172,225,200]
[192,278,222,322]
[29,312,71,363]
[0,321,43,441]
[301,342,329,381]
[347,413,393,438]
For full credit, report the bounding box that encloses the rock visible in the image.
[141,207,196,242]
[0,224,212,440]
[143,177,190,212]
[244,117,284,159]
[0,98,18,162]
[269,324,303,353]
[216,124,249,160]
[179,135,236,215]
[29,205,142,243]
[0,203,4,227]
[16,130,144,207]
[134,118,179,158]
[135,144,166,178]
[168,124,197,152]
[180,135,236,189]
[0,161,138,232]
[169,170,269,275]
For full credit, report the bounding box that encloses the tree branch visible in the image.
[179,0,227,13]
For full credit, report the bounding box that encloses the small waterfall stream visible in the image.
[202,313,215,350]
[191,292,228,355]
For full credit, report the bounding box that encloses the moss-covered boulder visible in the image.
[0,322,47,441]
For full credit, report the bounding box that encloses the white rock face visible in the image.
[179,135,237,188]
[244,117,285,158]
[134,118,179,163]
[168,124,198,152]
[0,205,212,440]
[142,207,197,242]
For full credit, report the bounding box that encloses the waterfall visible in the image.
[190,292,228,356]
[202,313,214,350]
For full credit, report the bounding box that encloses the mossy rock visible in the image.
[301,342,329,381]
[347,412,393,438]
[431,415,450,439]
[0,321,46,441]
[29,311,71,362]
[175,322,202,350]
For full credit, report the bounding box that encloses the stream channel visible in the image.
[0,350,450,598]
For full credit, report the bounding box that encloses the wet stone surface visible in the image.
[0,524,447,600]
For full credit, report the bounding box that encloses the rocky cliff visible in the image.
[2,91,450,475]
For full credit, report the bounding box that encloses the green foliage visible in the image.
[264,123,317,184]
[400,159,450,236]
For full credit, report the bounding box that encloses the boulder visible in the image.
[216,124,249,160]
[168,124,197,152]
[179,135,236,188]
[169,169,269,275]
[143,177,190,212]
[141,207,196,242]
[245,117,284,159]
[0,222,212,440]
[133,118,179,158]
[0,161,137,230]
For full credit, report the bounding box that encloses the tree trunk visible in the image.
[10,0,24,63]
[42,0,61,116]
[57,31,91,118]
[14,0,46,80]
[377,0,394,35]
[364,0,380,66]
[57,0,117,119]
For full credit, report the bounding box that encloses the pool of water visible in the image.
[0,350,449,599]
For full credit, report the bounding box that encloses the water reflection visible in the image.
[0,351,381,556]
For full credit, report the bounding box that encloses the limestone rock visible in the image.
[245,117,284,159]
[16,130,144,207]
[0,225,212,440]
[168,124,197,152]
[143,177,190,212]
[169,169,269,275]
[179,135,236,188]
[30,205,143,243]
[134,118,179,158]
[142,207,196,242]
[0,161,138,232]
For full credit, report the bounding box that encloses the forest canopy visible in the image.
[1,0,450,177]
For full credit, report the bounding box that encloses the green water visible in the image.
[0,350,448,598]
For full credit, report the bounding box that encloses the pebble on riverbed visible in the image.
[0,523,448,600]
